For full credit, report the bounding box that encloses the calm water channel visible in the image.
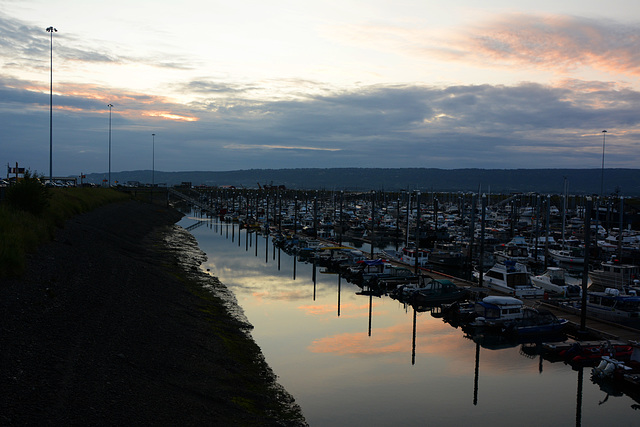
[179,214,639,426]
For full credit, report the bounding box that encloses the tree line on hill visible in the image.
[81,168,640,196]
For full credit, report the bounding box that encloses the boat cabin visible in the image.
[473,295,524,325]
[587,288,640,316]
[484,261,530,286]
[589,257,640,291]
[401,246,430,267]
[480,260,545,298]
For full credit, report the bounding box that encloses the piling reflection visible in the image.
[181,214,640,427]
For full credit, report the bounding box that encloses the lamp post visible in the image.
[46,26,57,184]
[108,104,113,186]
[600,130,607,197]
[151,133,155,186]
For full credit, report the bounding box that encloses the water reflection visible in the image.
[181,214,640,427]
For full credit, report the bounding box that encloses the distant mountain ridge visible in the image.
[81,168,640,196]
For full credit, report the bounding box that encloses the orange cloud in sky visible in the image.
[455,14,640,77]
[143,111,199,122]
[332,13,640,80]
[15,78,200,122]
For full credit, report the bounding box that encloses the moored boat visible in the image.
[542,339,632,363]
[560,340,633,364]
[399,245,430,267]
[493,237,531,265]
[392,277,469,305]
[470,295,568,335]
[558,288,640,328]
[591,342,640,386]
[429,242,467,268]
[476,260,545,298]
[530,267,582,297]
[548,247,585,264]
[501,306,568,335]
[471,295,525,328]
[589,257,640,292]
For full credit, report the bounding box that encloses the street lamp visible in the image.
[108,104,113,186]
[600,130,607,197]
[46,26,57,184]
[152,133,155,186]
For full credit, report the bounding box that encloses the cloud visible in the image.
[330,13,640,78]
[3,6,640,175]
[3,72,640,174]
[454,14,640,76]
[224,144,341,152]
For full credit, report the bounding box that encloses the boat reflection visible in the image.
[184,214,640,427]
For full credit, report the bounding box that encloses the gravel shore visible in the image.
[0,199,306,426]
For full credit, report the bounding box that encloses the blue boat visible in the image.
[502,306,569,335]
[558,288,640,328]
[471,296,568,335]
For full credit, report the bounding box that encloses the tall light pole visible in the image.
[600,130,607,197]
[152,133,155,186]
[46,26,57,184]
[108,104,113,186]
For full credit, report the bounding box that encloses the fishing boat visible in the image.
[559,288,640,327]
[493,236,531,264]
[548,246,585,265]
[589,257,640,292]
[530,267,582,297]
[399,245,430,267]
[429,242,467,268]
[476,260,545,298]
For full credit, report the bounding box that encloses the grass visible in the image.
[0,187,130,277]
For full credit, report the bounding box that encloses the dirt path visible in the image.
[0,199,306,426]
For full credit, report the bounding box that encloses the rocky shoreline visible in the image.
[0,199,306,426]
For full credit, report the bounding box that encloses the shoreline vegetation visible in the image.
[0,186,130,277]
[0,188,307,425]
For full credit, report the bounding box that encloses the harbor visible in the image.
[171,186,640,426]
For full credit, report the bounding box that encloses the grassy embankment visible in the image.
[0,187,130,277]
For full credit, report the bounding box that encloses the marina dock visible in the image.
[170,187,640,345]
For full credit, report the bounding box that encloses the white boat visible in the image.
[493,242,530,264]
[399,245,430,267]
[548,247,585,264]
[530,267,582,297]
[559,288,640,327]
[476,260,544,298]
[471,296,568,334]
[589,257,640,292]
[471,296,525,327]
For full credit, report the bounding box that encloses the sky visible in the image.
[2,0,640,177]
